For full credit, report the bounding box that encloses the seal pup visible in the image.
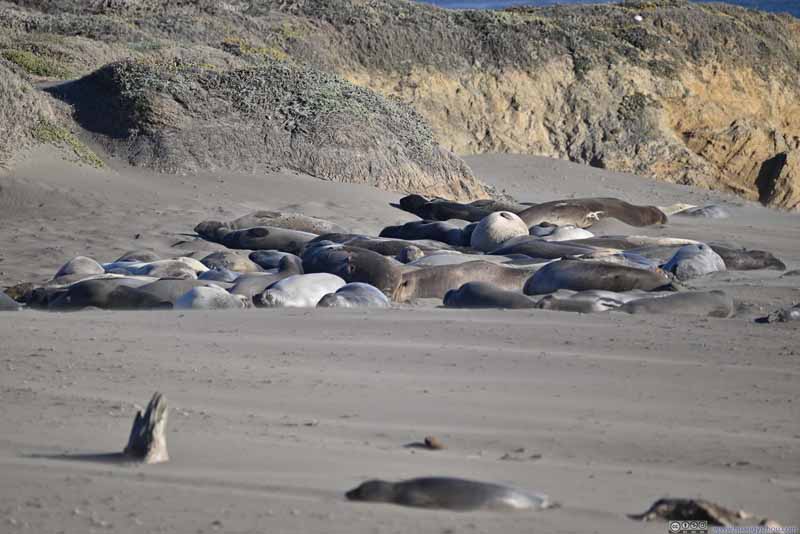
[517,198,667,228]
[708,244,786,271]
[380,221,467,247]
[345,477,550,511]
[443,282,537,309]
[618,290,735,318]
[317,282,391,308]
[661,244,726,281]
[231,255,304,301]
[260,273,346,308]
[470,212,529,252]
[524,260,673,295]
[201,251,262,273]
[302,244,402,296]
[174,286,249,310]
[394,261,537,302]
[629,497,752,526]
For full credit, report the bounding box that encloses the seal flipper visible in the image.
[124,392,169,464]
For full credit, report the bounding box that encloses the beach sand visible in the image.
[1,149,798,533]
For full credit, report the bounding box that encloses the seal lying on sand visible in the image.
[380,221,467,247]
[618,290,735,317]
[524,260,673,295]
[661,244,726,281]
[346,476,550,511]
[260,273,346,308]
[48,278,162,310]
[214,226,316,254]
[302,244,402,295]
[470,212,529,252]
[397,195,525,222]
[248,250,299,270]
[227,211,346,235]
[532,224,594,241]
[311,233,456,256]
[517,198,667,228]
[708,244,786,271]
[535,294,622,313]
[231,256,304,301]
[175,286,249,310]
[317,282,390,308]
[443,282,537,309]
[201,251,262,273]
[490,237,600,260]
[394,261,537,302]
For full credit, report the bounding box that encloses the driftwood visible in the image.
[124,392,169,464]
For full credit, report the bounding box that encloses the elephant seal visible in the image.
[443,282,537,309]
[248,250,299,270]
[260,273,346,308]
[397,195,523,222]
[201,251,262,273]
[756,304,800,323]
[302,244,402,295]
[48,277,161,310]
[310,234,455,256]
[580,251,661,271]
[524,260,672,295]
[397,245,424,263]
[708,244,786,271]
[198,268,240,283]
[51,256,105,284]
[535,294,622,313]
[471,212,529,252]
[215,226,316,254]
[106,260,199,280]
[174,286,249,310]
[562,236,700,250]
[532,224,594,241]
[0,291,21,311]
[346,477,550,511]
[661,244,726,281]
[618,290,735,318]
[115,250,160,263]
[134,279,222,305]
[317,282,391,308]
[231,255,304,301]
[517,198,667,228]
[490,237,601,260]
[380,221,466,247]
[227,211,346,235]
[394,261,536,302]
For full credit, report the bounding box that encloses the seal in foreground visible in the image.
[124,392,169,464]
[345,477,549,511]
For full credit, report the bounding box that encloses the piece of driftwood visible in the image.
[124,392,168,464]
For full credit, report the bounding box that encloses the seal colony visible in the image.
[1,196,789,319]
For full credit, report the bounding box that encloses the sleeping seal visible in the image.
[524,260,672,295]
[231,256,304,301]
[397,195,524,222]
[394,261,537,302]
[490,237,600,260]
[708,244,786,271]
[532,224,594,241]
[317,282,391,308]
[174,286,249,310]
[470,212,529,252]
[248,250,299,270]
[201,251,262,273]
[618,290,735,317]
[215,226,316,254]
[302,244,402,295]
[380,221,467,247]
[443,282,537,309]
[517,198,667,228]
[346,477,550,511]
[227,211,346,235]
[260,273,346,308]
[661,244,726,281]
[535,294,622,313]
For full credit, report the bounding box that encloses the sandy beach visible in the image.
[1,148,799,533]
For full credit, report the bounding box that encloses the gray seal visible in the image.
[201,251,262,273]
[708,244,786,271]
[317,283,391,308]
[0,291,22,311]
[380,221,467,246]
[216,226,316,254]
[174,286,249,310]
[232,255,304,302]
[524,260,672,295]
[661,244,726,281]
[48,278,167,310]
[443,282,537,309]
[397,195,525,222]
[115,250,160,263]
[394,261,537,302]
[490,237,599,260]
[248,250,300,270]
[345,477,550,511]
[618,290,735,317]
[302,244,402,296]
[517,198,667,228]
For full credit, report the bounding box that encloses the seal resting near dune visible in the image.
[708,244,786,271]
[618,290,735,318]
[317,282,390,308]
[397,195,525,222]
[346,476,550,511]
[470,211,529,252]
[302,244,402,295]
[490,237,600,260]
[524,260,673,295]
[517,198,667,228]
[443,282,537,309]
[661,244,726,281]
[216,226,316,254]
[380,220,467,247]
[394,261,537,302]
[174,286,249,310]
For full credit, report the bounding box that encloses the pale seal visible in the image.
[517,198,667,228]
[0,291,22,311]
[535,294,622,313]
[443,282,537,309]
[470,212,529,252]
[134,279,223,306]
[618,290,735,318]
[661,244,726,281]
[317,282,391,308]
[174,286,249,310]
[201,251,262,273]
[231,255,304,301]
[394,261,537,302]
[346,477,550,511]
[523,260,672,295]
[260,273,346,308]
[532,224,594,241]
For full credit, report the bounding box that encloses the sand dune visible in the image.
[1,149,799,532]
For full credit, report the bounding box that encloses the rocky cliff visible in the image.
[1,0,798,207]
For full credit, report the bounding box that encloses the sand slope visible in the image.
[1,150,799,533]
